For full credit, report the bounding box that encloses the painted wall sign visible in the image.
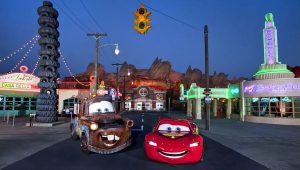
[0,82,32,89]
[243,78,300,97]
[0,73,40,84]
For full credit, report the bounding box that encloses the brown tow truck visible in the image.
[70,96,134,154]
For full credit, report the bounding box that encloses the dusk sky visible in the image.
[0,0,299,79]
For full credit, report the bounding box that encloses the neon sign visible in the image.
[244,79,300,97]
[0,82,32,89]
[244,83,300,93]
[263,13,278,65]
[230,88,239,95]
[0,73,39,84]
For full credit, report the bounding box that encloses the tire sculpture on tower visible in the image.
[36,1,60,123]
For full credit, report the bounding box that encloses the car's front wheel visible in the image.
[80,134,90,154]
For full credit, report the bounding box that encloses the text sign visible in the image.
[0,82,32,89]
[265,28,275,64]
[243,79,300,97]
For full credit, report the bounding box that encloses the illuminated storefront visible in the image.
[181,83,240,119]
[125,85,166,111]
[0,72,40,116]
[239,13,300,125]
[240,79,300,124]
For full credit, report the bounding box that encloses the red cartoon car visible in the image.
[144,118,203,164]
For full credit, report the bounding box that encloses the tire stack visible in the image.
[36,1,60,123]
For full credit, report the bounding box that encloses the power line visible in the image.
[52,1,89,34]
[137,0,202,32]
[60,0,93,33]
[79,0,105,33]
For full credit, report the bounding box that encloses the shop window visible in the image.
[5,97,13,110]
[31,98,36,110]
[15,97,22,110]
[0,96,4,110]
[23,97,30,110]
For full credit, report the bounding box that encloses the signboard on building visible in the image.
[243,78,300,98]
[0,73,40,91]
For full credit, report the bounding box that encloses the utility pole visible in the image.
[87,33,107,96]
[111,63,123,111]
[204,25,211,130]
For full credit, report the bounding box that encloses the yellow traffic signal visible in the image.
[133,4,151,34]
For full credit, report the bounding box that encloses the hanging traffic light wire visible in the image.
[136,0,202,32]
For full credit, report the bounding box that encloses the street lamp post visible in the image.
[87,33,107,96]
[120,72,131,112]
[204,25,211,130]
[87,32,119,97]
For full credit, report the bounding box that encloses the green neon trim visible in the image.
[254,68,293,76]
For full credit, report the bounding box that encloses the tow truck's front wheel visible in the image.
[70,125,78,140]
[80,134,90,154]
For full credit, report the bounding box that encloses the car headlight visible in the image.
[90,122,98,130]
[148,141,157,146]
[189,142,199,147]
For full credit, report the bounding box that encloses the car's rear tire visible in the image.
[80,134,90,154]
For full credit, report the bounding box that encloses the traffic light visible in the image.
[133,4,151,34]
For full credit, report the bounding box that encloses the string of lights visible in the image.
[0,35,39,64]
[58,48,90,87]
[8,37,38,74]
[31,55,41,75]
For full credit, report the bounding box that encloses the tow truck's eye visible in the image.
[104,108,109,112]
[97,108,101,112]
[176,127,181,133]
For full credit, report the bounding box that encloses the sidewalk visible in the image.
[166,112,300,170]
[0,117,70,169]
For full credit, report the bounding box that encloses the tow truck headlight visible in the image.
[148,141,157,146]
[189,142,199,147]
[90,122,98,130]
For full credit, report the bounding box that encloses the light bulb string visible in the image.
[0,35,39,64]
[58,48,90,87]
[31,55,41,75]
[7,38,38,74]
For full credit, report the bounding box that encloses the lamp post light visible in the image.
[120,71,131,112]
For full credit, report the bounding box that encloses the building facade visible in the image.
[0,72,40,116]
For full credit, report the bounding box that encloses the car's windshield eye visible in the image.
[104,108,109,112]
[176,127,181,132]
[97,108,101,112]
[167,127,172,132]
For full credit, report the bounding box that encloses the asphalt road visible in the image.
[3,112,269,170]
